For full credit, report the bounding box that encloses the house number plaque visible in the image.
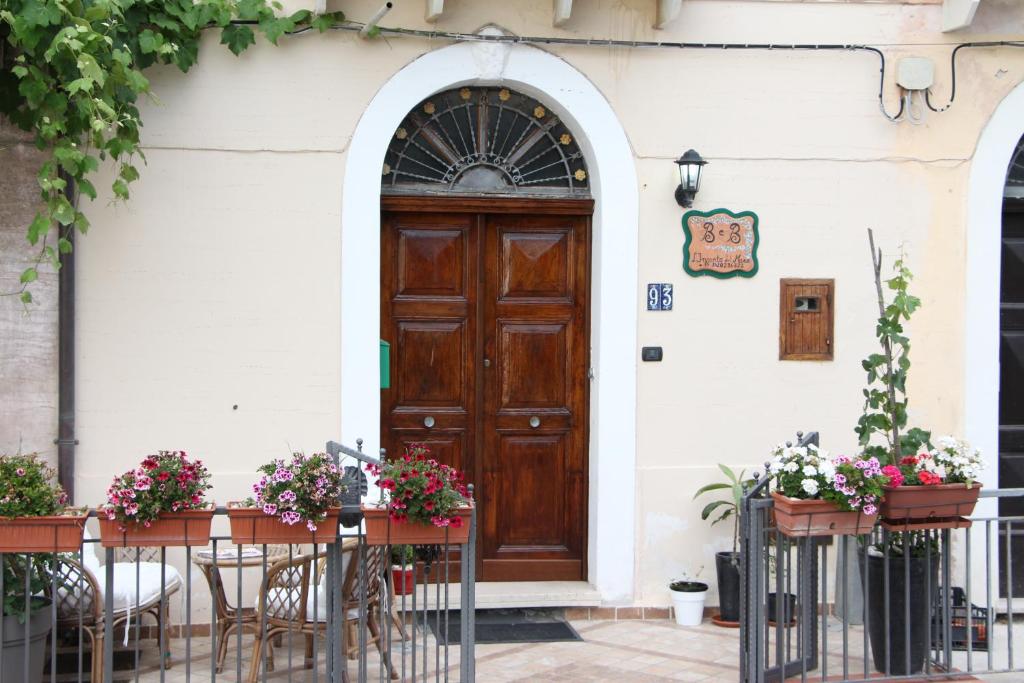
[647,283,673,311]
[682,209,760,279]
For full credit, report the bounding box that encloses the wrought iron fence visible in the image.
[0,441,476,683]
[740,431,1024,683]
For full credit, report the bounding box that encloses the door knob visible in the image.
[424,416,435,428]
[483,358,491,367]
[529,416,541,429]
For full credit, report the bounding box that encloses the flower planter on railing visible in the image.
[880,482,981,521]
[227,503,341,545]
[771,493,876,537]
[362,503,473,546]
[0,508,88,553]
[99,506,215,547]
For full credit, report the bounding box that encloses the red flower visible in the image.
[449,515,463,528]
[918,471,943,486]
[900,456,919,466]
[157,471,171,481]
[882,465,904,488]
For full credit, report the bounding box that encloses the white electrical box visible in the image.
[897,57,935,91]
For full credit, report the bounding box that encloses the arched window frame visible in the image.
[382,86,590,197]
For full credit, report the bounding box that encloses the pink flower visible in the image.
[15,468,25,477]
[263,503,277,515]
[306,520,318,532]
[863,504,878,516]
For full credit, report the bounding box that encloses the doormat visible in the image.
[427,609,582,645]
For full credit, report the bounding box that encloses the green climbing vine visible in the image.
[855,229,931,465]
[0,0,345,302]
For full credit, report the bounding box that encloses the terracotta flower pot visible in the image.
[880,483,982,521]
[362,504,473,546]
[0,509,88,553]
[99,507,215,547]
[771,492,876,537]
[227,504,341,545]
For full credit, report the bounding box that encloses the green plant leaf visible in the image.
[700,500,730,521]
[717,463,738,484]
[20,267,38,284]
[220,24,255,56]
[693,482,730,499]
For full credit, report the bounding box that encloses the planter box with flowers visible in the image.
[879,436,983,523]
[1,453,83,683]
[228,451,347,544]
[767,444,884,537]
[362,444,473,546]
[0,453,86,553]
[99,451,214,547]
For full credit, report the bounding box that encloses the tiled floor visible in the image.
[81,616,1024,682]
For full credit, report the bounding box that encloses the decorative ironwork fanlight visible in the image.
[382,86,590,196]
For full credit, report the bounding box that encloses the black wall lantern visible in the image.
[674,149,707,208]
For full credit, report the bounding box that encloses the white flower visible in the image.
[803,465,818,477]
[801,479,820,496]
[819,460,836,481]
[784,461,799,473]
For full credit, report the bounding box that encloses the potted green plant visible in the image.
[668,567,708,626]
[766,444,884,537]
[98,450,214,547]
[362,443,473,546]
[391,545,416,596]
[855,232,940,675]
[694,465,754,626]
[0,453,81,683]
[228,451,348,544]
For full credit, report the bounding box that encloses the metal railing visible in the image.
[0,441,476,683]
[740,431,1024,683]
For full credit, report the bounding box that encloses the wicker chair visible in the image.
[50,548,181,683]
[247,545,396,683]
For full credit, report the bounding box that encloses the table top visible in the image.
[192,546,290,568]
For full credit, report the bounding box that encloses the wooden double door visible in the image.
[380,197,592,582]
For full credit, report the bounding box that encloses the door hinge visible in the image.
[588,366,595,381]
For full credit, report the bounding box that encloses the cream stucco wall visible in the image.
[71,0,1024,609]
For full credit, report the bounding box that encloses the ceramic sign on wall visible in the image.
[682,209,759,279]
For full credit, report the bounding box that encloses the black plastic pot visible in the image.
[2,597,53,683]
[715,551,741,622]
[767,592,797,625]
[863,552,938,675]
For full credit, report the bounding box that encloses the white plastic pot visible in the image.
[670,583,709,626]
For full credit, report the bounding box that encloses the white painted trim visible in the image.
[340,41,640,603]
[965,80,1024,600]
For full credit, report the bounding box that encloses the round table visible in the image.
[192,545,290,673]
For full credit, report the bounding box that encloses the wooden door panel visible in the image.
[395,320,468,408]
[396,228,468,299]
[498,321,570,410]
[500,230,573,300]
[494,434,567,547]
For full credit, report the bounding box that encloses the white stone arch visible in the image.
[965,81,1024,488]
[965,80,1024,600]
[340,39,640,602]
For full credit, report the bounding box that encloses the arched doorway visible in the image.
[998,136,1024,597]
[965,80,1024,602]
[339,39,639,601]
[379,86,592,581]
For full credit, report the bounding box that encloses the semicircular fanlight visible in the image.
[382,86,590,197]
